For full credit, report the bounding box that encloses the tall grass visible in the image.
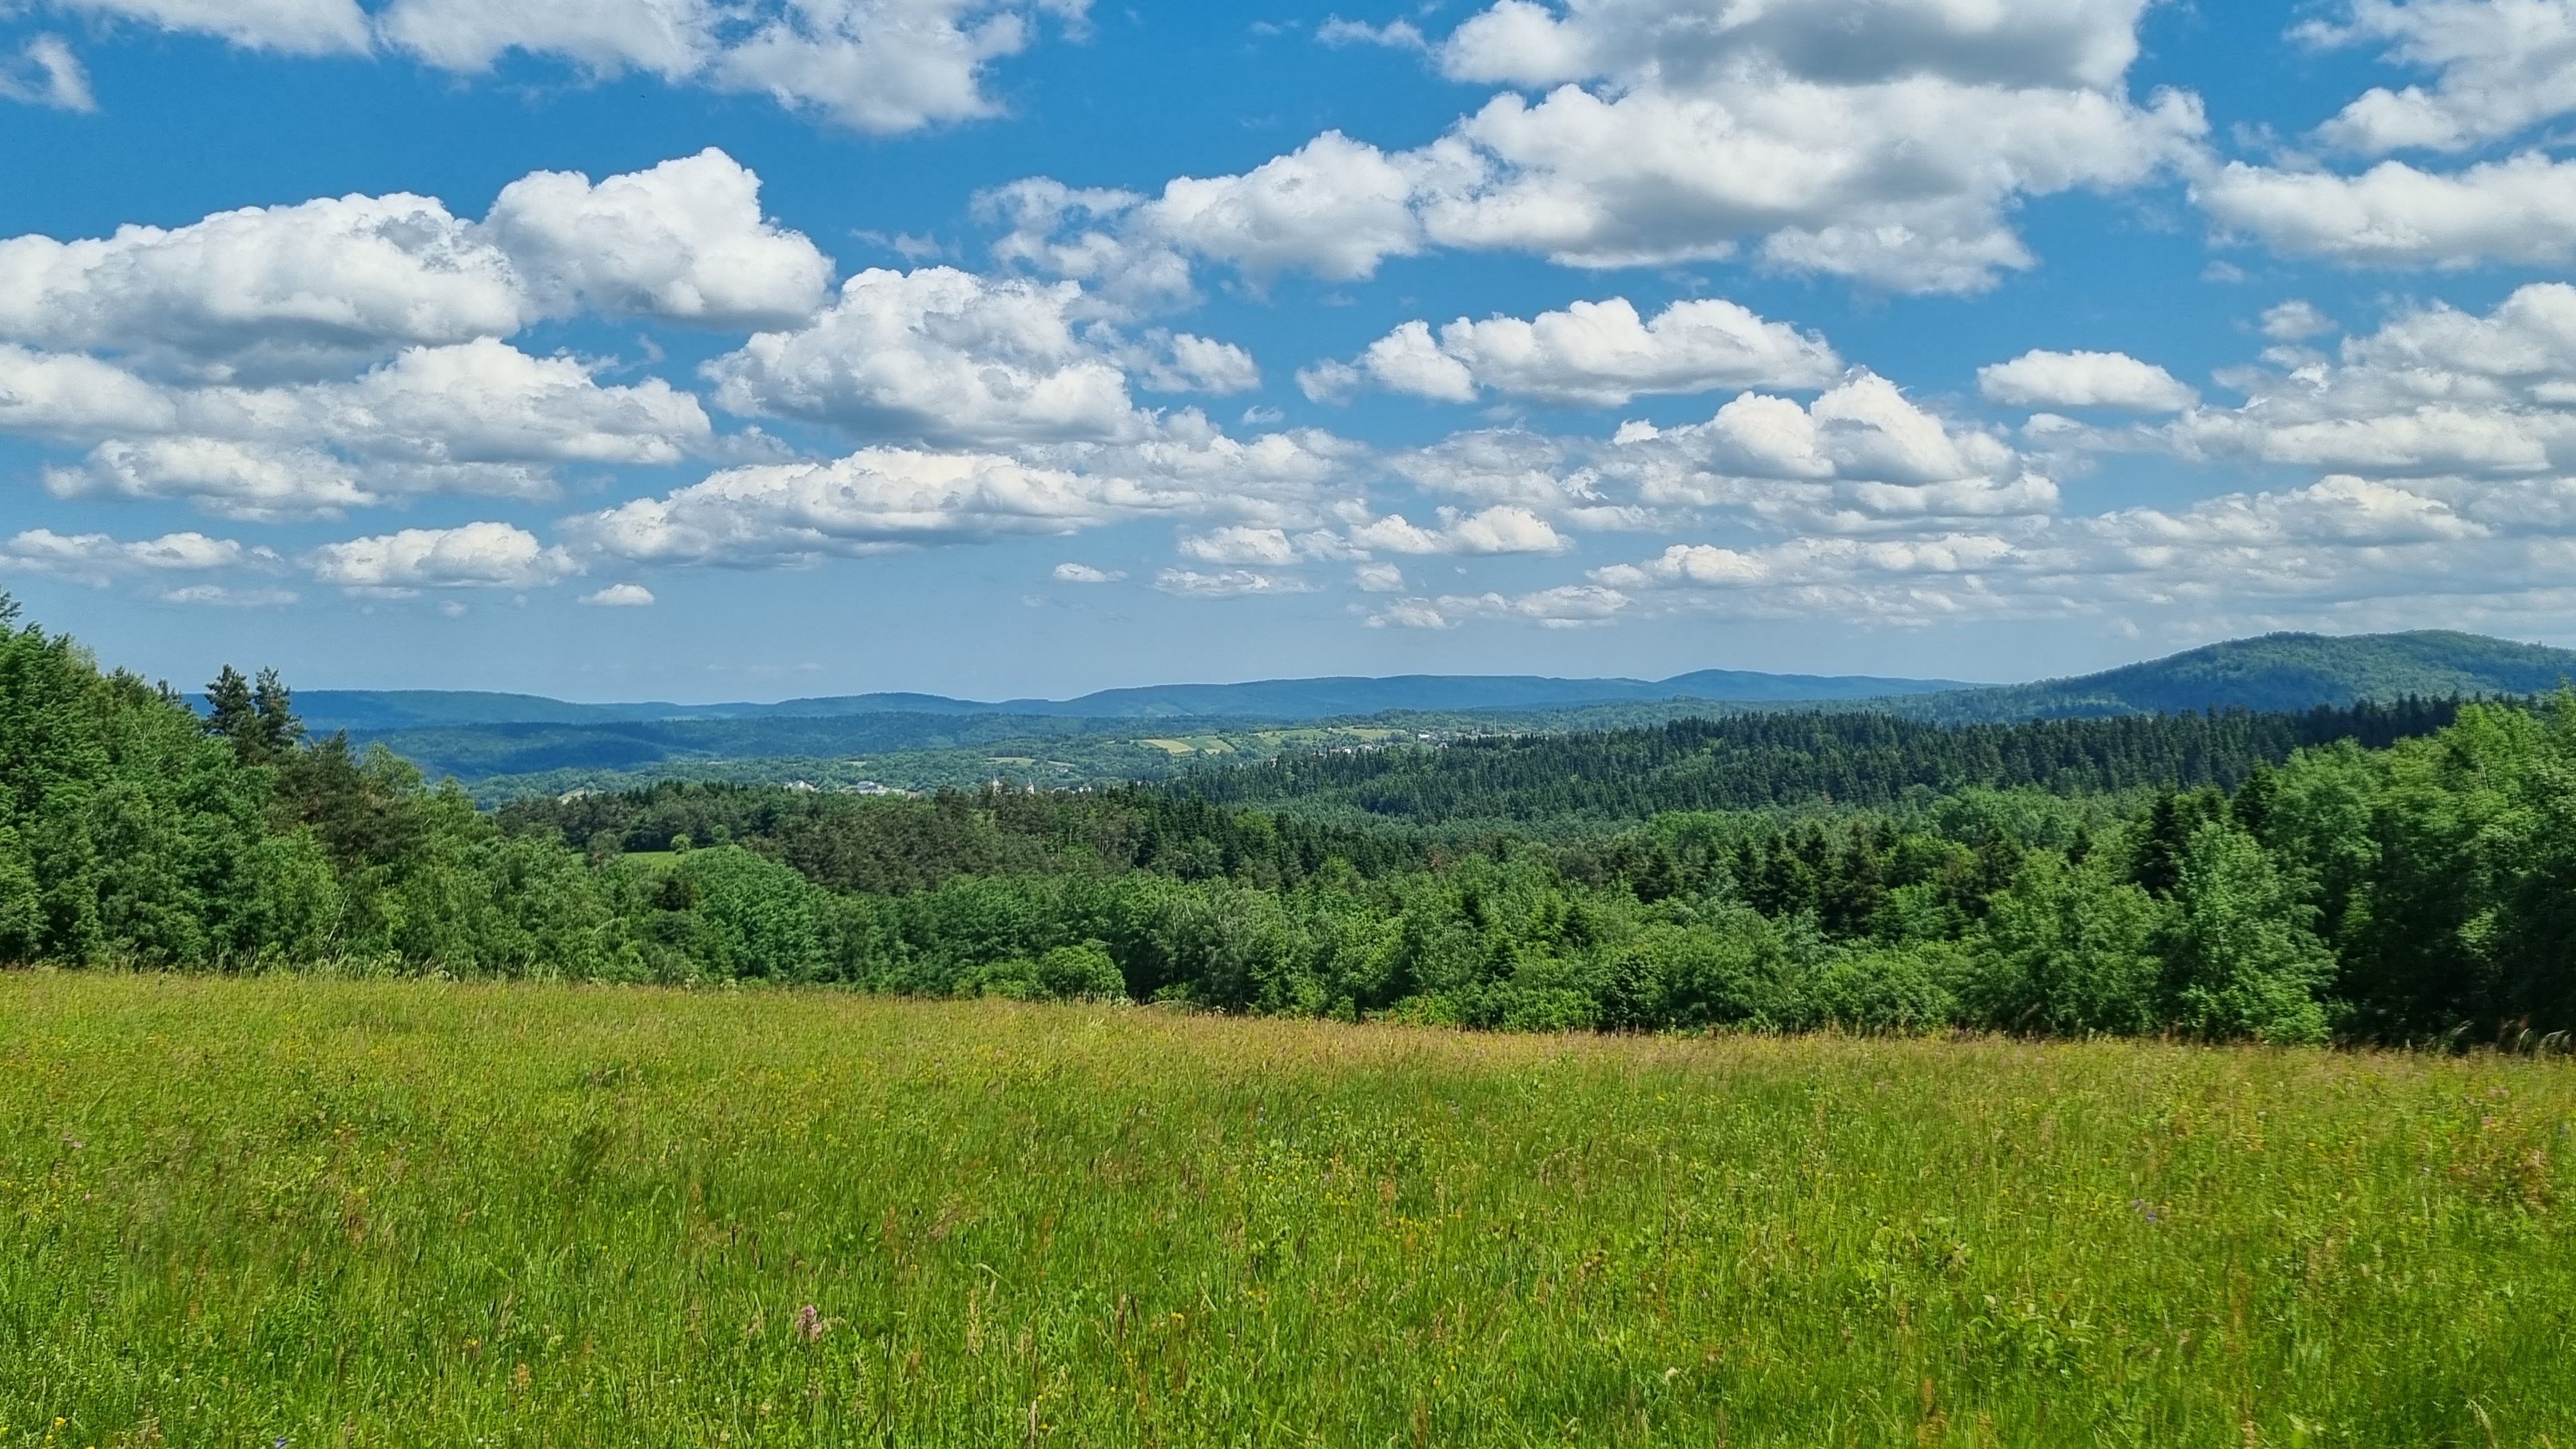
[2,973,2570,1446]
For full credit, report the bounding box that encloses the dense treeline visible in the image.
[1179,702,2471,824]
[499,782,1456,893]
[8,592,2576,1043]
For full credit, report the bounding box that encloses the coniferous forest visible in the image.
[10,591,2576,1044]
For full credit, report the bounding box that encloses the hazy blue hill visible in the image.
[291,690,996,734]
[360,712,1151,782]
[294,691,642,732]
[1893,631,2576,722]
[294,632,2576,794]
[295,667,1979,734]
[1655,668,1970,703]
[983,671,1978,719]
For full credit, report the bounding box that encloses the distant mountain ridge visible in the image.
[292,667,1978,735]
[284,631,2576,793]
[1890,631,2576,722]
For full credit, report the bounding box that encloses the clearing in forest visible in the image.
[2,973,2569,1447]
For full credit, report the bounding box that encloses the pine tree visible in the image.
[204,666,261,762]
[252,667,305,759]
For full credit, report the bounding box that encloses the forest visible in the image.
[8,591,2576,1043]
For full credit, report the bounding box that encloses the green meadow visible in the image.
[3,973,2570,1447]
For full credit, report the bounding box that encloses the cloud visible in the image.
[1,527,269,586]
[373,0,712,75]
[1362,373,2052,540]
[1381,285,2576,635]
[1309,297,1839,407]
[1176,525,1300,566]
[1346,504,1570,555]
[0,150,822,378]
[1366,598,1453,628]
[2303,0,2576,154]
[22,339,712,519]
[699,0,1089,134]
[1317,16,1428,50]
[2198,153,2576,269]
[2262,301,2337,342]
[2141,284,2576,481]
[1353,560,1407,591]
[1598,532,2019,591]
[1143,132,1433,285]
[1978,349,2196,412]
[1051,561,1123,582]
[563,438,1323,566]
[60,0,372,55]
[1126,331,1260,394]
[0,192,524,378]
[998,0,2202,295]
[1368,583,1628,629]
[1152,567,1314,598]
[158,584,300,607]
[708,267,1262,446]
[308,521,578,593]
[479,150,833,328]
[1533,285,2576,629]
[82,0,1080,134]
[578,583,656,607]
[1609,372,2052,531]
[0,34,96,109]
[1581,531,2037,624]
[0,346,180,435]
[48,440,378,520]
[1436,0,2152,91]
[1385,427,1636,524]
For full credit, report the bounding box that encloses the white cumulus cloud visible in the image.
[309,521,579,593]
[1978,349,2196,412]
[1,527,271,586]
[73,0,1083,134]
[58,0,372,54]
[2303,0,2576,154]
[22,340,711,519]
[1368,583,1628,629]
[480,149,833,329]
[997,0,2203,296]
[2199,153,2576,270]
[565,442,1286,566]
[706,267,1257,447]
[1610,372,2053,531]
[2262,301,2337,342]
[0,151,826,382]
[1310,296,1840,407]
[1346,504,1570,555]
[1153,567,1315,599]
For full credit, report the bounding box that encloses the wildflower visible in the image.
[794,1304,827,1344]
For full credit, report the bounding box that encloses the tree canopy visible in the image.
[9,591,2576,1044]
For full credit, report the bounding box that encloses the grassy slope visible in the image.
[4,974,2570,1447]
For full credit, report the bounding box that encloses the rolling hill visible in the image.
[285,630,2576,795]
[292,667,1976,736]
[1890,631,2576,721]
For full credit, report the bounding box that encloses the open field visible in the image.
[3,976,2572,1447]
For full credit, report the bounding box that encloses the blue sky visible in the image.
[3,0,2574,701]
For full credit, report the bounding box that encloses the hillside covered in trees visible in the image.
[273,628,2576,798]
[11,591,2576,1043]
[1175,702,2470,826]
[1892,630,2576,720]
